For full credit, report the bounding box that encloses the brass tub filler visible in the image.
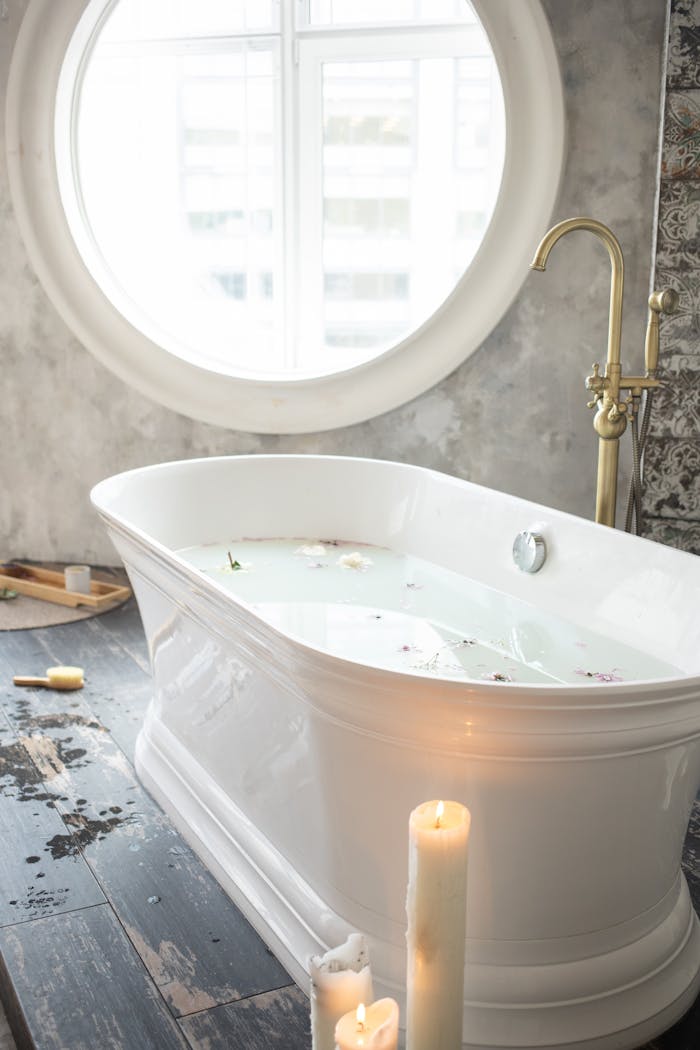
[531,217,678,531]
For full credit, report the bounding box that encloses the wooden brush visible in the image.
[13,665,84,691]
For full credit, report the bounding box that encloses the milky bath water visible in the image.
[179,538,677,685]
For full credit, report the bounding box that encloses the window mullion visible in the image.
[279,0,299,371]
[295,40,325,369]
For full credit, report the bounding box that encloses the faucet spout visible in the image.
[531,217,624,368]
[531,217,627,529]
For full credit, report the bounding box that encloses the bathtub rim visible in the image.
[90,453,700,701]
[112,555,700,771]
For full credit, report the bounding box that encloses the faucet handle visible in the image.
[585,362,601,386]
[608,398,628,422]
[585,362,606,407]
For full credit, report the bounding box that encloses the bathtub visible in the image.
[91,455,700,1050]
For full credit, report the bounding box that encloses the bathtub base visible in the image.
[136,712,700,1050]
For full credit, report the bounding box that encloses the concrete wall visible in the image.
[0,0,667,564]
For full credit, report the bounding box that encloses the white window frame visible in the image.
[5,0,564,434]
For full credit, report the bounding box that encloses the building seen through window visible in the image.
[73,0,504,376]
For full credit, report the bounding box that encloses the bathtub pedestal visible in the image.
[136,712,700,1050]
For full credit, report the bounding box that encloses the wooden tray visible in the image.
[0,564,131,609]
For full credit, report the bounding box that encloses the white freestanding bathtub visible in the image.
[91,455,700,1050]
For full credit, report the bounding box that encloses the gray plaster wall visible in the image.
[0,0,667,564]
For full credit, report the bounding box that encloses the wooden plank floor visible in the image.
[0,1004,14,1050]
[0,598,699,1049]
[0,600,309,1050]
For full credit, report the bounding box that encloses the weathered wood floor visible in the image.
[0,599,699,1048]
[0,1006,14,1050]
[0,600,309,1049]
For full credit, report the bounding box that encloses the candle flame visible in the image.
[356,1002,366,1032]
[435,800,445,828]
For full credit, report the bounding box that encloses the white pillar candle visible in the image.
[64,564,91,594]
[310,933,373,1050]
[335,998,400,1050]
[406,799,470,1050]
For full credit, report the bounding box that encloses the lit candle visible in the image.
[406,799,470,1050]
[334,998,400,1050]
[310,933,373,1050]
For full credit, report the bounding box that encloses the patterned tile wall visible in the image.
[644,0,700,552]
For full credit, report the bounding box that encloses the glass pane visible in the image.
[309,0,476,25]
[73,0,504,377]
[76,8,280,373]
[324,198,410,237]
[319,43,503,357]
[103,0,276,41]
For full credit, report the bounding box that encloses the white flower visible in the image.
[296,544,327,557]
[337,552,373,571]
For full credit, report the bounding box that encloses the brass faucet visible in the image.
[531,217,677,528]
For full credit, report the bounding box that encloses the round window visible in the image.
[7,0,564,432]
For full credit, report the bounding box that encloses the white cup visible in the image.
[64,565,91,595]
